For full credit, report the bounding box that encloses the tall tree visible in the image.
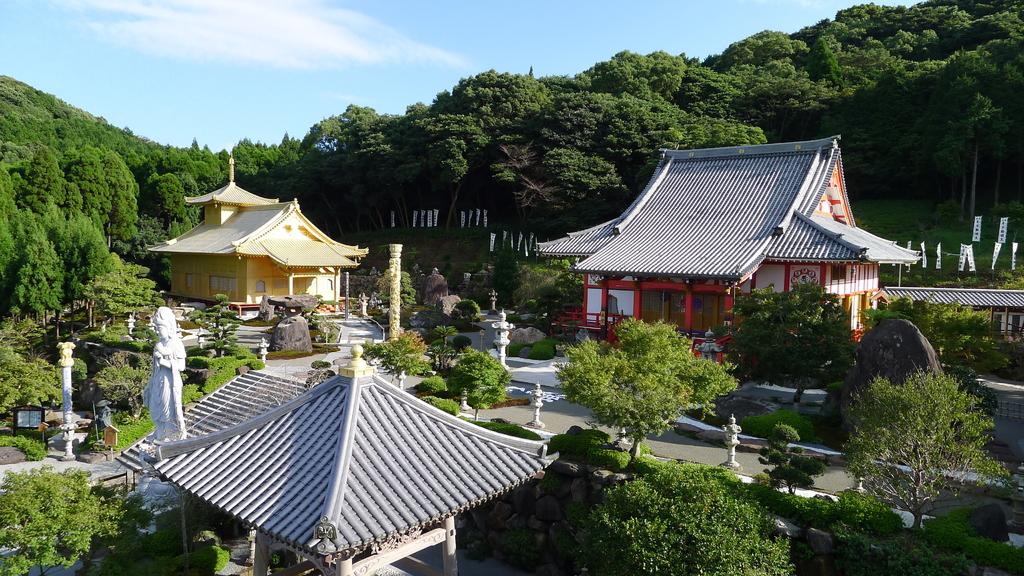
[558,319,736,461]
[8,214,63,321]
[17,146,65,214]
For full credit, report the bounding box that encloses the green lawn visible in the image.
[855,198,1024,289]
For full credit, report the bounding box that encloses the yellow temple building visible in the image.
[150,159,367,307]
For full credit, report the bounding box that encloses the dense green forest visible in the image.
[1,0,1024,319]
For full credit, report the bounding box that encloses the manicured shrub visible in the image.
[453,299,481,321]
[415,375,448,395]
[186,356,212,369]
[741,409,817,442]
[246,358,265,370]
[422,396,460,416]
[0,434,47,461]
[451,334,473,351]
[471,420,542,440]
[548,430,638,472]
[527,339,556,360]
[500,527,541,570]
[508,342,526,357]
[837,532,968,576]
[186,346,212,358]
[160,544,231,575]
[182,384,204,405]
[741,484,902,537]
[923,509,1024,574]
[578,461,792,576]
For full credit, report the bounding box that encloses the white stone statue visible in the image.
[144,307,187,442]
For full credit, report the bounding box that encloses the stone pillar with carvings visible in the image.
[720,413,742,471]
[388,244,402,340]
[58,341,76,461]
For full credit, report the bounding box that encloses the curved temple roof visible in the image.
[153,371,550,557]
[185,181,279,206]
[538,137,918,279]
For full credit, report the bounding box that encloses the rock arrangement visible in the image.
[422,268,449,307]
[459,459,634,576]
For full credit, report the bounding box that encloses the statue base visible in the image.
[720,459,742,472]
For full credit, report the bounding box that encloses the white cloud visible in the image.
[54,0,467,69]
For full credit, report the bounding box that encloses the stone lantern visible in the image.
[697,329,722,361]
[488,290,498,314]
[460,390,470,413]
[479,329,487,352]
[259,337,268,363]
[720,413,742,471]
[126,313,136,337]
[492,310,514,368]
[527,381,545,429]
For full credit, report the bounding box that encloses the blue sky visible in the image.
[1,0,916,151]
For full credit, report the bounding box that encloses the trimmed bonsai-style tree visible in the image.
[448,349,509,419]
[846,371,1007,529]
[94,352,149,419]
[579,461,792,576]
[188,294,240,357]
[731,283,854,403]
[363,331,429,384]
[558,319,736,462]
[757,423,826,494]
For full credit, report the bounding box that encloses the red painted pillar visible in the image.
[684,287,693,333]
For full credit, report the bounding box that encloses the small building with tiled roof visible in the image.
[150,158,367,305]
[152,346,550,576]
[880,286,1024,337]
[539,136,918,334]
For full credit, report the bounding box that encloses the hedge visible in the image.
[423,396,460,416]
[527,339,557,360]
[508,342,526,357]
[0,434,47,461]
[742,484,902,537]
[547,429,642,472]
[451,334,473,351]
[741,409,818,442]
[416,375,448,395]
[161,545,231,576]
[837,532,969,576]
[471,420,543,440]
[923,508,1024,574]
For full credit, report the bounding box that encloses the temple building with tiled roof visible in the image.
[150,157,367,306]
[539,136,918,334]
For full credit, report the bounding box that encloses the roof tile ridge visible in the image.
[801,214,868,257]
[662,135,839,160]
[321,375,366,532]
[232,203,294,248]
[153,378,337,461]
[614,156,673,235]
[777,145,831,235]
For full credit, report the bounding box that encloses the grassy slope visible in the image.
[854,198,1024,289]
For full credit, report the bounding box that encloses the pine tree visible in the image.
[9,214,63,321]
[806,37,842,87]
[18,147,65,214]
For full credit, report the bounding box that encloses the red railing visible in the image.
[553,309,627,329]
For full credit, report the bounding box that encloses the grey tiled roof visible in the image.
[808,215,918,264]
[881,287,1024,309]
[538,137,917,278]
[153,374,548,556]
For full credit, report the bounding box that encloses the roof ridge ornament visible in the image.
[339,343,375,378]
[228,154,235,184]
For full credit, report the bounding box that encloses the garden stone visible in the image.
[969,503,1010,542]
[409,309,450,331]
[258,295,276,322]
[0,447,26,465]
[796,555,839,576]
[535,495,562,522]
[470,508,488,532]
[841,319,940,425]
[512,485,536,517]
[488,501,513,530]
[570,477,588,502]
[510,326,547,345]
[422,269,449,307]
[436,294,462,316]
[78,451,111,464]
[713,395,776,421]
[548,460,585,478]
[527,515,547,531]
[591,469,614,483]
[269,315,312,353]
[236,365,249,376]
[805,528,835,555]
[772,516,803,539]
[506,513,526,530]
[565,425,585,436]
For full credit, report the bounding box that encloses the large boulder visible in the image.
[436,294,462,316]
[969,503,1010,542]
[841,319,940,425]
[258,295,277,322]
[422,269,449,307]
[270,315,313,353]
[510,326,547,345]
[268,294,318,315]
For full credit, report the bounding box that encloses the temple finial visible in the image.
[228,154,235,183]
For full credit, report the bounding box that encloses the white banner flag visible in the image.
[483,209,488,228]
[993,242,1003,270]
[433,209,439,227]
[489,233,496,252]
[412,211,418,227]
[999,217,1008,243]
[502,231,507,246]
[972,216,982,242]
[460,211,465,228]
[390,210,395,228]
[920,241,927,268]
[958,244,968,271]
[936,242,942,270]
[475,209,481,226]
[967,244,976,271]
[1014,242,1019,271]
[425,210,432,228]
[517,232,523,250]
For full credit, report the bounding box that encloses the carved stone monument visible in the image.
[489,289,498,313]
[145,307,187,442]
[388,244,402,340]
[492,310,514,368]
[57,341,76,461]
[423,268,449,308]
[268,296,314,353]
[720,414,742,471]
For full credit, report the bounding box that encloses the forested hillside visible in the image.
[1,0,1023,319]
